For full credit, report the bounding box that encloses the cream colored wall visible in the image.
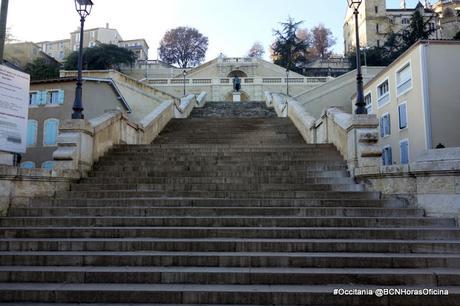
[426,43,460,148]
[360,44,427,164]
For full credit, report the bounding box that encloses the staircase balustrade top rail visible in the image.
[145,77,329,86]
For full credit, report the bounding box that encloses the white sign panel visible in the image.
[0,64,30,154]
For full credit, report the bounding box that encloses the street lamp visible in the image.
[347,0,366,114]
[286,68,290,96]
[72,0,94,119]
[182,70,187,96]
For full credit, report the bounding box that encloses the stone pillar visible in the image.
[53,119,94,177]
[346,115,381,174]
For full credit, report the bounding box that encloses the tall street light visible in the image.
[182,70,186,96]
[347,0,366,114]
[72,0,93,119]
[286,68,290,97]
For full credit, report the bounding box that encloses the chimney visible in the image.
[400,0,406,9]
[106,23,109,29]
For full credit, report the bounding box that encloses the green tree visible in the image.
[25,58,60,81]
[271,17,310,72]
[401,10,436,47]
[159,27,208,68]
[348,10,436,69]
[454,31,460,40]
[64,44,136,71]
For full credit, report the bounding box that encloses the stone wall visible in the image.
[356,148,460,221]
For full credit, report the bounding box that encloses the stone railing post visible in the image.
[346,115,381,174]
[53,119,94,177]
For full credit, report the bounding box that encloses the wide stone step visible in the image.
[1,266,459,286]
[91,163,348,172]
[0,283,457,305]
[80,176,355,185]
[69,183,364,192]
[2,216,450,228]
[2,227,459,240]
[2,238,459,253]
[2,251,460,269]
[87,170,351,178]
[8,207,421,218]
[27,198,402,209]
[52,190,379,200]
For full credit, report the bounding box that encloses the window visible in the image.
[377,79,390,107]
[382,146,393,166]
[29,92,39,105]
[376,24,379,33]
[375,6,378,14]
[89,41,96,48]
[364,93,372,114]
[41,161,55,171]
[396,63,412,96]
[398,103,408,129]
[380,113,391,138]
[47,90,60,104]
[27,120,38,147]
[43,118,59,146]
[59,51,64,59]
[377,40,381,47]
[20,162,35,169]
[402,18,410,25]
[90,31,96,38]
[400,140,409,165]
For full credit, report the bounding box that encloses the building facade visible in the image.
[22,78,131,170]
[36,40,71,63]
[38,24,149,63]
[4,42,61,69]
[432,0,460,39]
[118,39,149,61]
[353,40,460,165]
[344,1,440,53]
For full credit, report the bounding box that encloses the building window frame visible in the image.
[380,112,391,138]
[400,139,410,165]
[43,118,60,147]
[377,78,390,108]
[398,101,408,130]
[29,91,39,107]
[395,61,412,97]
[364,92,373,114]
[382,145,393,166]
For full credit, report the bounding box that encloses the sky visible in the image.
[5,0,421,61]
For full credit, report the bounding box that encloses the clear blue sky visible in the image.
[6,0,422,61]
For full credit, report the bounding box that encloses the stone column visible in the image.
[53,119,94,177]
[346,115,381,175]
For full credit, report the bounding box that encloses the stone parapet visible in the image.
[0,165,80,215]
[355,148,460,221]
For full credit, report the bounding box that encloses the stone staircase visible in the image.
[1,102,459,305]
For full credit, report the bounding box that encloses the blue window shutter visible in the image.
[20,161,35,169]
[380,118,384,137]
[401,141,409,164]
[57,90,65,105]
[388,146,393,165]
[44,119,59,145]
[385,115,391,136]
[38,91,47,105]
[27,121,37,146]
[41,161,54,171]
[399,104,407,129]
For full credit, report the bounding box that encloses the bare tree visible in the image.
[312,24,336,59]
[248,42,265,58]
[159,27,208,68]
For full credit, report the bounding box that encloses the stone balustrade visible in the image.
[266,92,381,174]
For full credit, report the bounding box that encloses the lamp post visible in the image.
[347,0,366,114]
[72,0,94,119]
[182,70,186,96]
[286,68,290,97]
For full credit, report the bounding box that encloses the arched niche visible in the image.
[227,70,248,78]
